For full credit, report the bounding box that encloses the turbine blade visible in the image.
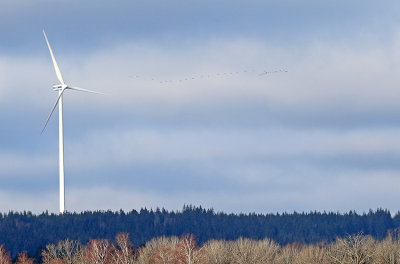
[43,30,65,85]
[68,86,105,95]
[42,89,65,134]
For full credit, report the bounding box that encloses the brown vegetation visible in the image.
[3,232,400,263]
[0,246,11,264]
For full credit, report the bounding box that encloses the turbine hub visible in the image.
[52,84,67,91]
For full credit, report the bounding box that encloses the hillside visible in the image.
[0,206,397,258]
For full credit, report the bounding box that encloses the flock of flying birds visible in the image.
[129,69,288,84]
[42,29,289,213]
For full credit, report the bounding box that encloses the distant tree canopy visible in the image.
[0,206,398,258]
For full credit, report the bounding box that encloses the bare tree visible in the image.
[373,232,400,264]
[275,243,299,264]
[42,239,83,264]
[256,238,280,263]
[0,245,11,264]
[294,244,329,264]
[110,233,135,264]
[41,244,59,264]
[32,231,400,264]
[15,252,34,264]
[197,240,230,264]
[176,234,198,264]
[229,237,280,264]
[136,236,180,264]
[329,233,376,264]
[58,239,83,264]
[85,239,112,264]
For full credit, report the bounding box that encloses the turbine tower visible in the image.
[42,30,102,214]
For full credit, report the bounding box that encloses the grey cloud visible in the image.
[0,0,398,54]
[2,1,400,213]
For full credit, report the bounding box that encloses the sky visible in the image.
[1,0,400,214]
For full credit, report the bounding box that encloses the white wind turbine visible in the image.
[42,30,102,214]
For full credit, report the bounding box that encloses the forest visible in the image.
[3,232,400,264]
[0,206,399,261]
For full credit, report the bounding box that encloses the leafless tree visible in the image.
[329,233,376,264]
[0,245,11,264]
[15,252,35,264]
[110,233,135,264]
[41,244,58,264]
[33,231,400,264]
[294,244,329,264]
[42,239,83,264]
[85,239,112,264]
[229,237,280,264]
[176,234,198,264]
[275,243,299,264]
[197,240,230,264]
[136,236,180,264]
[372,231,400,264]
[58,239,83,264]
[256,238,280,263]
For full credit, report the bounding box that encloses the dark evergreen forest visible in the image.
[0,206,398,258]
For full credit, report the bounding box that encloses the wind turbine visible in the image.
[42,30,102,214]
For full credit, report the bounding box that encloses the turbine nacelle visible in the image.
[42,30,103,135]
[42,29,103,214]
[52,84,67,91]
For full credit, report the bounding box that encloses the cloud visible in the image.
[56,36,400,131]
[0,190,56,213]
[2,1,400,214]
[2,167,400,214]
[56,125,400,210]
[66,127,400,167]
[3,22,400,126]
[0,152,55,176]
[3,35,400,214]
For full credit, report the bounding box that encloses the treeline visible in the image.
[0,206,399,258]
[3,232,400,264]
